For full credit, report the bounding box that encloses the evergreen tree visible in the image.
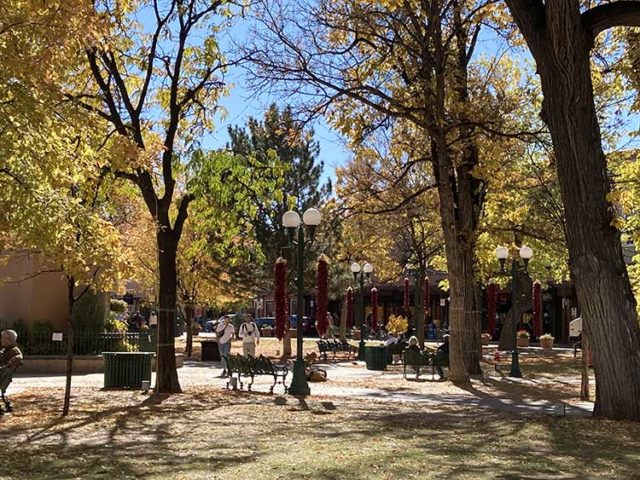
[227,104,332,286]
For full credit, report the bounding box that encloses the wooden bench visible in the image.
[316,339,357,361]
[403,348,449,380]
[225,354,289,393]
[0,365,19,415]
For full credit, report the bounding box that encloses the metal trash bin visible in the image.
[201,340,220,361]
[365,345,387,371]
[103,352,154,388]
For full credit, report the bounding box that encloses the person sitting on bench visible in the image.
[0,330,22,371]
[435,334,449,379]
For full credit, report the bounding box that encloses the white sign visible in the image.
[440,299,446,306]
[52,332,63,342]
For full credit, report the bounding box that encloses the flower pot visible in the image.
[540,338,554,350]
[516,337,530,348]
[481,335,491,346]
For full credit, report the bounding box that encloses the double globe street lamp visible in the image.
[495,244,534,378]
[282,207,322,396]
[351,261,373,360]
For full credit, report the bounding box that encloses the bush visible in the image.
[105,311,128,333]
[386,315,408,335]
[109,298,129,314]
[517,329,530,339]
[73,292,108,333]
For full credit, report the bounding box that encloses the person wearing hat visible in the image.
[216,316,235,377]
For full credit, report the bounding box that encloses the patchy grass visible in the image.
[1,387,638,479]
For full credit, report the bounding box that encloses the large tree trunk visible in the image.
[339,302,347,342]
[436,159,482,381]
[156,231,182,393]
[506,2,640,420]
[62,278,75,416]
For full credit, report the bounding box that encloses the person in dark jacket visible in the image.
[0,330,22,370]
[435,334,449,379]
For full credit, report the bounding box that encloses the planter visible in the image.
[540,338,554,350]
[103,352,154,388]
[364,345,387,370]
[481,335,491,346]
[517,337,530,348]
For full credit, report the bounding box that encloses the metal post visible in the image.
[357,274,366,360]
[510,259,522,378]
[288,226,311,396]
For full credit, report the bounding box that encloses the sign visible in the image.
[52,332,63,342]
[440,299,446,306]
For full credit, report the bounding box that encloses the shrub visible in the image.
[539,333,555,340]
[109,298,129,314]
[73,292,108,333]
[386,315,408,335]
[105,311,128,333]
[517,329,530,339]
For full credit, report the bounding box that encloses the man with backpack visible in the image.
[239,314,260,357]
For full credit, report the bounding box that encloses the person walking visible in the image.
[239,314,260,357]
[216,316,235,377]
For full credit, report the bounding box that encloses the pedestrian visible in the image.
[216,316,235,377]
[0,330,23,370]
[149,311,158,329]
[239,314,260,357]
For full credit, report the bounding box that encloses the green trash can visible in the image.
[365,345,387,371]
[103,352,154,388]
[139,332,157,352]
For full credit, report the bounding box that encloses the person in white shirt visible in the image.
[239,314,260,357]
[215,316,235,377]
[148,312,158,329]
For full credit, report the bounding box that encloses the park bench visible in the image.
[225,354,289,393]
[386,340,407,363]
[403,348,449,380]
[316,339,357,361]
[0,365,19,415]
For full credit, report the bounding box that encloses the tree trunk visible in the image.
[62,278,75,416]
[437,181,482,380]
[185,304,193,358]
[283,318,292,357]
[415,269,425,347]
[339,302,347,342]
[156,231,182,393]
[506,3,640,420]
[581,329,590,401]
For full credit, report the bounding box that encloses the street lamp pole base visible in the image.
[510,348,522,378]
[287,358,310,396]
[358,339,366,361]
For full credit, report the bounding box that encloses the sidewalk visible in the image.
[11,359,594,417]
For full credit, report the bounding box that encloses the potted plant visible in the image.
[481,332,491,346]
[539,333,555,350]
[516,330,530,348]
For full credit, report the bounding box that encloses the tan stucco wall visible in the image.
[0,251,69,330]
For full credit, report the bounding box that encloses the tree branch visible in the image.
[582,1,640,39]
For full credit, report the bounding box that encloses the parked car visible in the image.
[289,315,317,336]
[254,317,276,329]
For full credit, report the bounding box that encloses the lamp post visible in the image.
[495,244,534,378]
[282,207,322,396]
[351,261,373,360]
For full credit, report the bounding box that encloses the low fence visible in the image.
[10,331,156,356]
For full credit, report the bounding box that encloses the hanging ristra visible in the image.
[404,277,410,313]
[371,287,378,331]
[487,282,497,338]
[346,287,354,329]
[316,255,329,336]
[275,257,288,340]
[424,276,430,318]
[533,280,542,338]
